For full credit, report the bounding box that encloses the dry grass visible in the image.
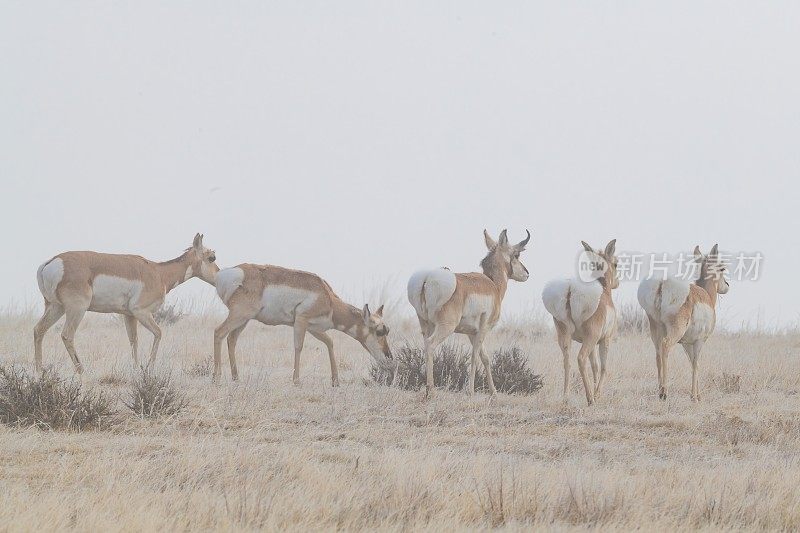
[1,312,800,530]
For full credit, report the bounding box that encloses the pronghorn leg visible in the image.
[647,318,662,395]
[61,305,88,374]
[310,331,338,387]
[417,316,433,340]
[292,317,309,385]
[688,340,705,401]
[226,323,247,382]
[123,314,139,364]
[595,338,609,397]
[478,345,496,396]
[659,337,678,400]
[576,341,598,406]
[132,311,162,366]
[212,313,250,384]
[423,323,457,399]
[589,345,599,388]
[467,334,479,395]
[33,302,64,372]
[554,319,573,399]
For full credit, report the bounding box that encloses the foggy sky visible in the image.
[2,2,799,328]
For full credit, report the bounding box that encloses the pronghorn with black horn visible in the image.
[638,244,729,401]
[408,229,531,398]
[212,264,397,384]
[34,233,219,373]
[542,239,619,406]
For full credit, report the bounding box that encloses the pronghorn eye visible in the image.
[208,254,216,262]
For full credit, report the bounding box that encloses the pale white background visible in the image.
[2,2,798,328]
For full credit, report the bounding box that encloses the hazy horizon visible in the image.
[2,2,799,329]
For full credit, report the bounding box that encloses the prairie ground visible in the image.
[1,312,800,531]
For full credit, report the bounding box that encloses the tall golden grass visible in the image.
[1,311,799,530]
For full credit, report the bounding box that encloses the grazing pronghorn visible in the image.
[638,244,729,401]
[34,234,219,373]
[542,240,619,406]
[212,264,397,384]
[408,229,530,398]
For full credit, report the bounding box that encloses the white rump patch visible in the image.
[37,258,64,303]
[637,278,690,321]
[91,275,144,313]
[215,267,245,304]
[407,268,457,322]
[542,279,603,326]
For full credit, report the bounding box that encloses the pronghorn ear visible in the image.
[604,239,616,257]
[581,241,594,253]
[484,229,497,250]
[693,245,703,259]
[498,229,509,246]
[362,304,371,324]
[193,233,203,251]
[709,244,719,260]
[375,304,384,317]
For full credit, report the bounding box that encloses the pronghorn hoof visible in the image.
[293,379,301,387]
[659,391,667,401]
[331,379,340,388]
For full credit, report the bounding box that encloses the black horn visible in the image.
[517,229,531,249]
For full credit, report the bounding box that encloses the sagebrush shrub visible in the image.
[123,367,188,418]
[373,342,543,395]
[0,365,115,431]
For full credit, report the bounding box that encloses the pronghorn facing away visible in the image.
[638,245,729,401]
[542,240,619,406]
[34,234,219,373]
[408,229,530,398]
[212,264,396,385]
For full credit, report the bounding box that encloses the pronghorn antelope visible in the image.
[212,264,396,384]
[542,240,619,406]
[408,229,530,398]
[638,244,729,401]
[34,234,219,373]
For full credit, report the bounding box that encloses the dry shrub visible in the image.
[99,371,126,387]
[372,342,542,394]
[184,357,213,378]
[123,367,188,418]
[713,372,742,394]
[0,365,116,431]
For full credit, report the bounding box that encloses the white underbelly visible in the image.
[681,303,715,344]
[456,294,495,334]
[90,275,145,313]
[257,285,325,326]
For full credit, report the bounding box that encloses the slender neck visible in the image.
[696,275,718,307]
[331,298,366,341]
[155,252,194,294]
[598,269,614,295]
[481,252,509,300]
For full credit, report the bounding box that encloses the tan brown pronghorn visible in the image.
[34,234,219,373]
[542,240,619,406]
[638,244,729,401]
[212,264,396,384]
[407,229,530,398]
